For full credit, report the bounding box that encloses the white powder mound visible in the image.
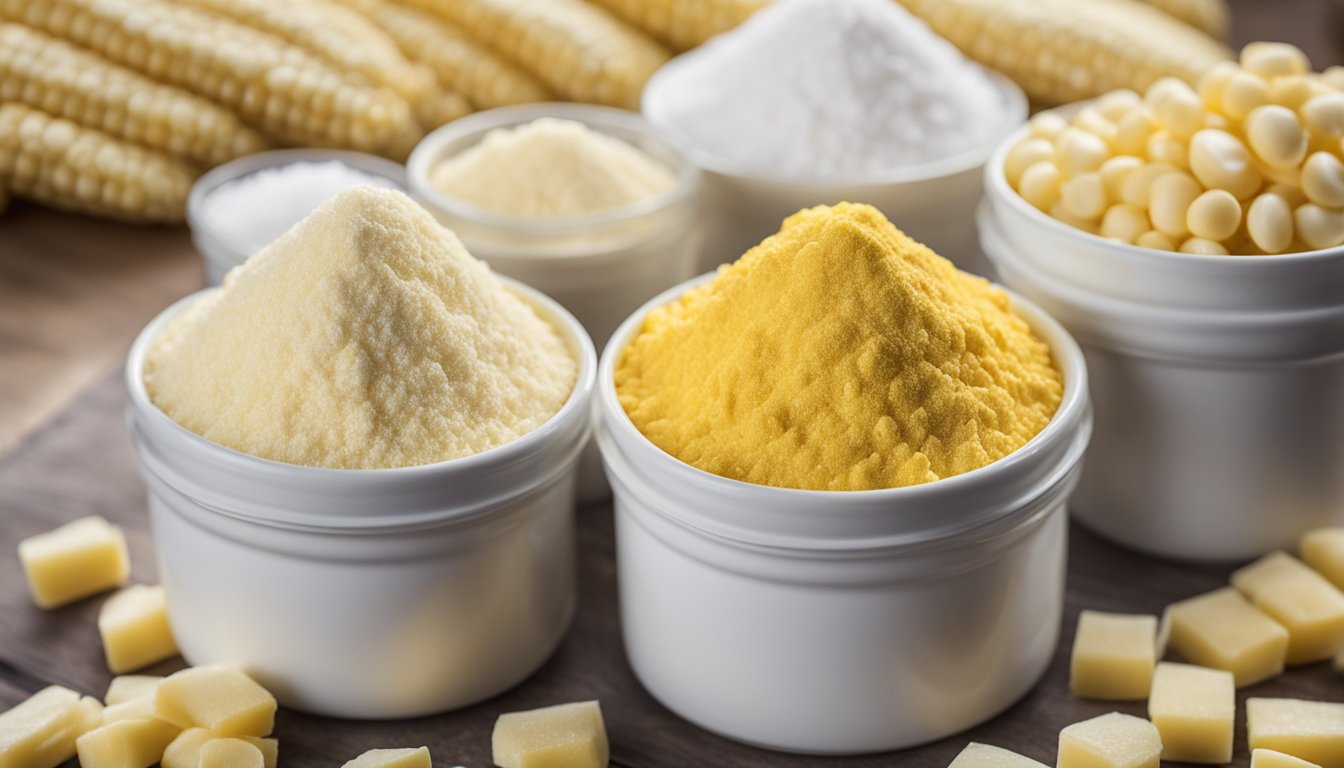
[649,0,1006,178]
[146,186,577,469]
[430,117,677,217]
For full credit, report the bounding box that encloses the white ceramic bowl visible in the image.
[125,279,596,718]
[188,149,407,285]
[980,112,1344,562]
[642,62,1027,276]
[594,274,1092,754]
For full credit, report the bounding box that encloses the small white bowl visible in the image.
[125,278,596,718]
[594,273,1092,754]
[188,149,407,285]
[642,60,1027,276]
[980,112,1344,561]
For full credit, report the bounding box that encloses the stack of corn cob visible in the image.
[0,0,1230,223]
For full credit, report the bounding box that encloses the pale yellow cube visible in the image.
[1070,611,1158,700]
[1163,587,1289,686]
[1147,662,1234,763]
[1247,698,1344,768]
[948,742,1050,768]
[0,685,86,768]
[1253,749,1322,768]
[1057,712,1162,768]
[200,738,264,768]
[1232,552,1344,664]
[341,747,432,768]
[493,700,609,768]
[18,516,129,609]
[105,675,163,706]
[99,584,179,673]
[1301,528,1344,589]
[101,695,161,724]
[155,666,276,737]
[76,718,179,768]
[163,728,278,768]
[77,697,105,734]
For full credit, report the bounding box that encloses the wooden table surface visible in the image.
[2,2,1342,766]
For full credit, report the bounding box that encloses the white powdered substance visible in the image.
[430,118,676,217]
[650,0,1006,178]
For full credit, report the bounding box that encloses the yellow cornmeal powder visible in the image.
[615,202,1064,492]
[145,186,576,469]
[429,117,676,217]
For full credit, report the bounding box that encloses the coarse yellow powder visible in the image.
[145,186,577,469]
[615,202,1064,492]
[429,117,676,217]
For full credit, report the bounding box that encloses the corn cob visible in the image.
[338,0,552,109]
[400,0,670,110]
[416,90,473,130]
[584,0,771,51]
[0,23,268,167]
[0,0,422,158]
[0,103,195,222]
[897,0,1232,107]
[1130,0,1229,38]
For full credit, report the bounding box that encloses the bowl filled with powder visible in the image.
[594,203,1091,754]
[126,186,596,719]
[641,0,1026,276]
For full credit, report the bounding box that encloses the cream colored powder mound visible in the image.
[430,117,676,217]
[144,186,577,469]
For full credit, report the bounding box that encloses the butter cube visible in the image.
[1070,611,1158,700]
[155,666,276,737]
[18,516,129,608]
[949,742,1050,768]
[1147,662,1234,763]
[76,718,179,768]
[1253,749,1323,768]
[105,675,163,706]
[77,697,105,733]
[341,747,432,768]
[0,685,86,768]
[200,738,264,768]
[1058,712,1162,768]
[493,701,609,768]
[163,728,277,768]
[1232,552,1344,664]
[1163,587,1289,686]
[101,695,162,725]
[1247,698,1344,768]
[1301,528,1344,589]
[99,585,178,673]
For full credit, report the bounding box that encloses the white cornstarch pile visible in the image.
[146,186,577,469]
[430,118,677,217]
[649,0,1006,177]
[203,161,399,254]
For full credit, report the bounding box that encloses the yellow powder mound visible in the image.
[615,202,1064,491]
[429,117,676,217]
[145,186,577,469]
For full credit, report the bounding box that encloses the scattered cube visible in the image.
[1253,749,1322,768]
[1232,552,1344,664]
[163,729,278,768]
[948,742,1050,768]
[1057,712,1162,768]
[105,676,163,707]
[1070,610,1158,700]
[18,516,129,609]
[200,738,264,768]
[341,747,432,768]
[76,697,105,734]
[76,718,179,768]
[0,685,87,768]
[98,585,179,673]
[1247,698,1344,768]
[493,700,609,768]
[1301,528,1344,590]
[1147,662,1234,764]
[1162,587,1289,686]
[101,695,164,725]
[154,666,276,737]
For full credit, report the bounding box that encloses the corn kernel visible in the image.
[1018,161,1062,211]
[1149,171,1202,237]
[1241,42,1311,79]
[1057,128,1110,176]
[1061,172,1108,219]
[1222,71,1271,119]
[1100,204,1149,243]
[1186,189,1242,241]
[1294,203,1344,249]
[1135,229,1176,250]
[1005,138,1055,186]
[1247,193,1295,253]
[1029,112,1069,141]
[1302,93,1344,140]
[1179,237,1230,255]
[1245,105,1308,168]
[1300,151,1344,207]
[1189,129,1262,199]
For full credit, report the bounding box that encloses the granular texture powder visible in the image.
[615,202,1063,491]
[146,186,576,469]
[430,117,676,217]
[648,0,1005,178]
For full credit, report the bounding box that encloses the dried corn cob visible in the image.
[584,0,770,51]
[400,0,670,109]
[897,0,1231,107]
[1131,0,1229,38]
[1,0,422,158]
[416,90,473,130]
[0,103,194,222]
[0,23,268,167]
[338,0,552,109]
